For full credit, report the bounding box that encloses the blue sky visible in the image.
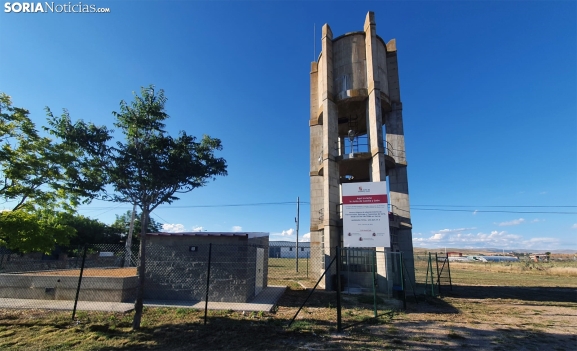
[1,1,575,250]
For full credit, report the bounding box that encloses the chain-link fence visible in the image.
[0,242,414,331]
[0,242,284,322]
[267,242,322,289]
[287,247,412,331]
[0,244,138,317]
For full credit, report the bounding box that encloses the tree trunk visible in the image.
[132,208,149,330]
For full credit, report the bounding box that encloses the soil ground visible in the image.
[1,259,576,350]
[381,285,577,350]
[0,284,575,350]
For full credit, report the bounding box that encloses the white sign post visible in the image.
[342,182,390,248]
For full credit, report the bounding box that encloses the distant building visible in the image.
[269,241,310,258]
[529,253,550,262]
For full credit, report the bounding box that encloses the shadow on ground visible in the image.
[439,285,577,304]
[76,313,577,351]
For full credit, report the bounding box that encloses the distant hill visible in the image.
[414,247,577,255]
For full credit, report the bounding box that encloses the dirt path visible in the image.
[363,285,577,350]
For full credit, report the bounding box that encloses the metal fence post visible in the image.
[72,245,88,320]
[204,243,212,325]
[371,250,377,317]
[346,248,351,295]
[400,252,406,309]
[435,252,441,296]
[336,246,342,333]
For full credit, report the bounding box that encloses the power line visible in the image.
[167,202,305,208]
[151,212,169,223]
[410,208,577,215]
[90,204,126,217]
[411,205,577,208]
[78,201,577,215]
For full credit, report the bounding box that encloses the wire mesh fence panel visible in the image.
[206,244,267,304]
[142,241,210,303]
[1,240,411,330]
[338,248,397,329]
[435,254,452,295]
[413,254,430,285]
[0,246,87,304]
[0,247,80,274]
[283,248,406,331]
[267,244,323,289]
[75,244,139,304]
[413,254,436,297]
[138,241,284,323]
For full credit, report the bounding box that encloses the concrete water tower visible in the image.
[309,11,415,289]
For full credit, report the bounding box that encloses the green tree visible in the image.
[52,85,227,329]
[0,93,110,252]
[64,214,123,247]
[0,210,75,253]
[0,93,110,213]
[110,210,162,243]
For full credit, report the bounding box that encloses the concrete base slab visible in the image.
[0,298,134,312]
[0,286,287,314]
[145,285,286,312]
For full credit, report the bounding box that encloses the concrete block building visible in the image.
[309,12,415,290]
[145,232,269,303]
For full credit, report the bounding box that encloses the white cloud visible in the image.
[271,228,295,237]
[430,233,445,240]
[520,237,560,250]
[162,223,186,233]
[413,229,523,248]
[301,233,311,242]
[413,226,567,250]
[572,223,577,229]
[231,226,242,232]
[438,228,477,233]
[473,210,478,215]
[191,226,204,232]
[531,219,545,223]
[424,228,475,241]
[539,191,548,195]
[497,218,525,226]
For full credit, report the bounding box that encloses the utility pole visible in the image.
[296,196,300,273]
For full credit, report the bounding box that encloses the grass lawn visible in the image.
[0,256,575,350]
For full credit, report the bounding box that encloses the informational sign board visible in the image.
[342,182,390,248]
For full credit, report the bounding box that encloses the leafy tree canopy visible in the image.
[63,214,123,248]
[110,210,162,241]
[50,85,228,329]
[0,93,110,252]
[107,87,228,211]
[0,93,110,213]
[0,210,75,253]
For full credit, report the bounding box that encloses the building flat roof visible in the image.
[147,232,269,239]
